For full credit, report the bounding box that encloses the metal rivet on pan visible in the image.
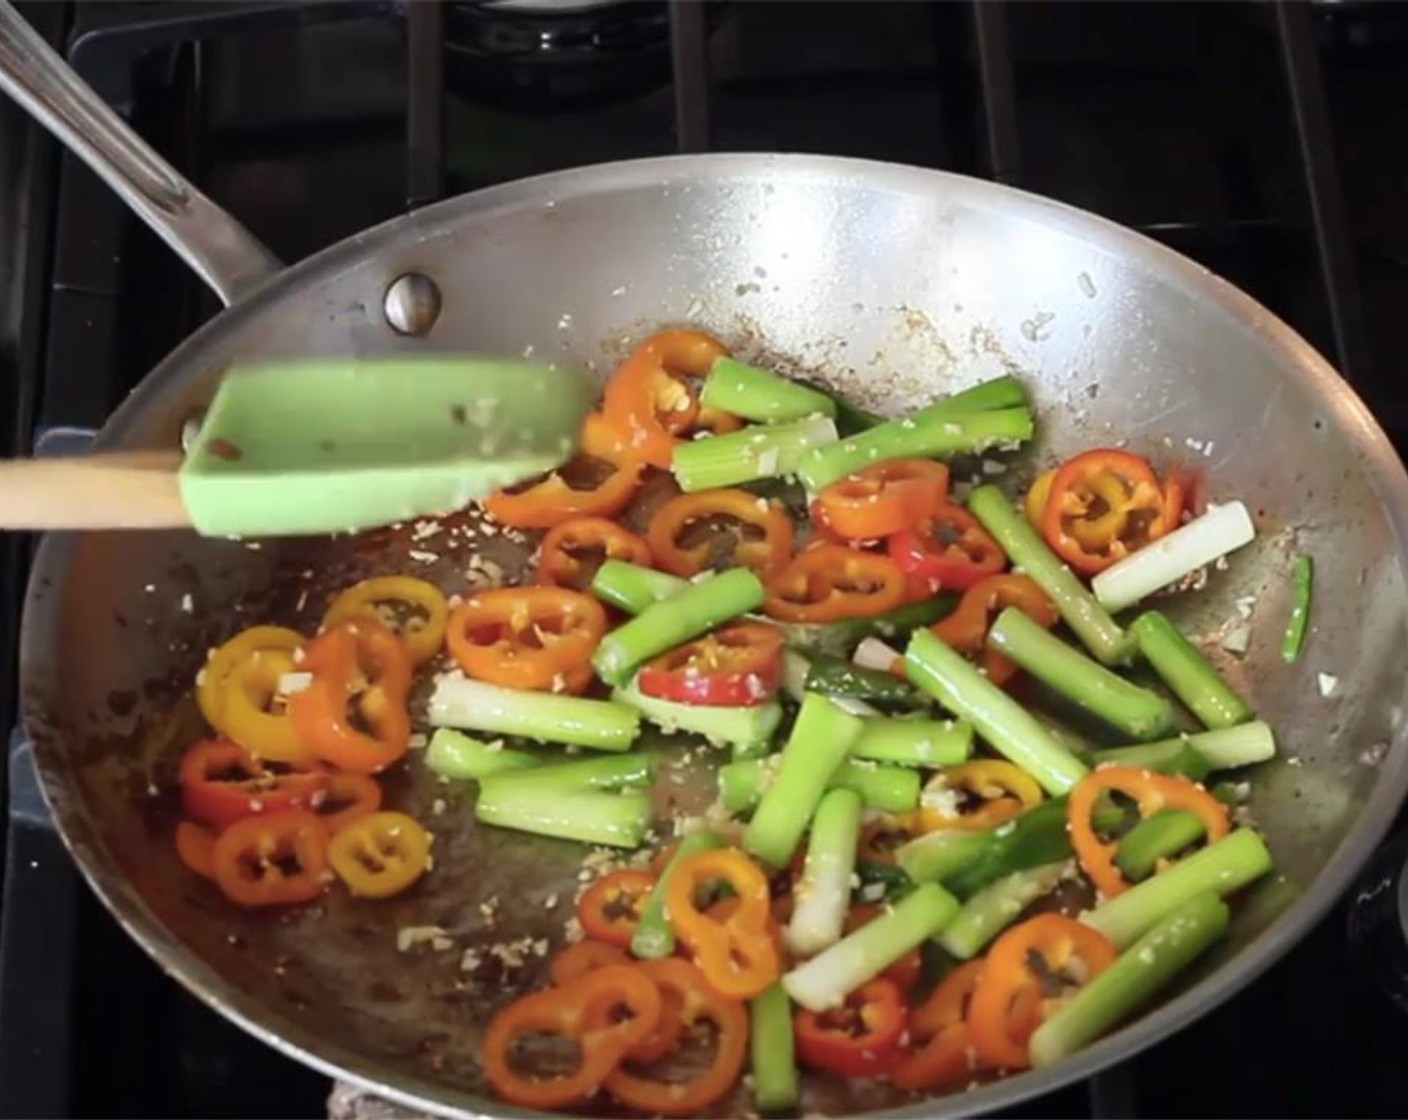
[384,272,442,336]
[180,409,205,453]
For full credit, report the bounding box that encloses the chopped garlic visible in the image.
[1317,672,1339,698]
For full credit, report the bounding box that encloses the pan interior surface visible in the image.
[20,155,1408,1118]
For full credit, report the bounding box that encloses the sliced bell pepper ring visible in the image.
[578,869,657,948]
[196,625,305,746]
[647,488,795,578]
[209,809,330,907]
[175,820,216,880]
[968,913,1117,1070]
[810,459,950,542]
[1039,449,1183,575]
[887,501,1007,592]
[917,759,1045,834]
[482,964,664,1111]
[550,940,631,986]
[856,815,921,867]
[1067,764,1230,898]
[536,516,653,591]
[287,619,413,774]
[636,621,783,707]
[1024,468,1056,525]
[483,411,645,529]
[664,847,780,1000]
[795,976,908,1078]
[219,649,318,767]
[603,957,749,1117]
[178,738,328,832]
[890,959,988,1090]
[602,328,731,468]
[326,810,431,899]
[843,903,922,990]
[763,543,908,623]
[322,575,449,667]
[445,586,607,692]
[310,771,383,835]
[930,573,1059,688]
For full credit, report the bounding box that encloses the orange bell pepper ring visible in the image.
[887,500,1007,592]
[968,913,1116,1070]
[287,619,413,774]
[664,848,780,1000]
[856,815,920,867]
[647,488,795,577]
[763,543,908,623]
[322,575,449,667]
[917,759,1044,833]
[445,586,606,692]
[178,738,328,832]
[891,958,988,1090]
[559,944,687,1066]
[577,868,656,948]
[1067,764,1230,898]
[795,976,908,1078]
[550,940,631,986]
[310,771,383,835]
[482,964,663,1111]
[536,516,653,590]
[209,809,330,907]
[483,411,645,529]
[931,572,1058,688]
[811,458,950,541]
[602,328,735,468]
[603,957,750,1117]
[174,820,217,880]
[1039,448,1183,574]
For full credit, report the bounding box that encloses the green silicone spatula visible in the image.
[0,356,592,537]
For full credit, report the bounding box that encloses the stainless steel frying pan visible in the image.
[5,4,1408,1117]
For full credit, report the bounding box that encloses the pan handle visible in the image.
[0,0,282,307]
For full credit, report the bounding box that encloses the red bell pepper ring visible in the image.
[1038,448,1183,575]
[795,976,909,1077]
[967,913,1117,1070]
[664,848,780,1000]
[178,738,328,832]
[890,958,988,1090]
[887,500,1007,591]
[636,621,784,706]
[209,809,331,908]
[482,964,663,1110]
[810,458,950,542]
[287,619,413,774]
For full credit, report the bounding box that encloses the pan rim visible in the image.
[20,151,1408,1118]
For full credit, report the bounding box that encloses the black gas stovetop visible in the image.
[1,2,1407,1117]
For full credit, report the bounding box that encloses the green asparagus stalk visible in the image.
[719,757,919,814]
[1131,610,1253,729]
[987,607,1175,740]
[592,568,765,685]
[782,883,961,1011]
[797,405,1034,491]
[1084,829,1271,948]
[804,654,927,708]
[1114,809,1207,882]
[937,861,1071,959]
[613,678,783,750]
[425,728,539,781]
[786,788,864,955]
[699,356,838,422]
[1031,893,1229,1066]
[749,983,800,1112]
[474,783,652,848]
[1092,722,1276,773]
[851,716,974,767]
[590,559,687,614]
[630,829,725,959]
[672,415,839,492]
[428,674,641,751]
[905,628,1089,794]
[967,484,1131,665]
[743,693,867,867]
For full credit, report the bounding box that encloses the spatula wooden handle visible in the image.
[0,451,191,530]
